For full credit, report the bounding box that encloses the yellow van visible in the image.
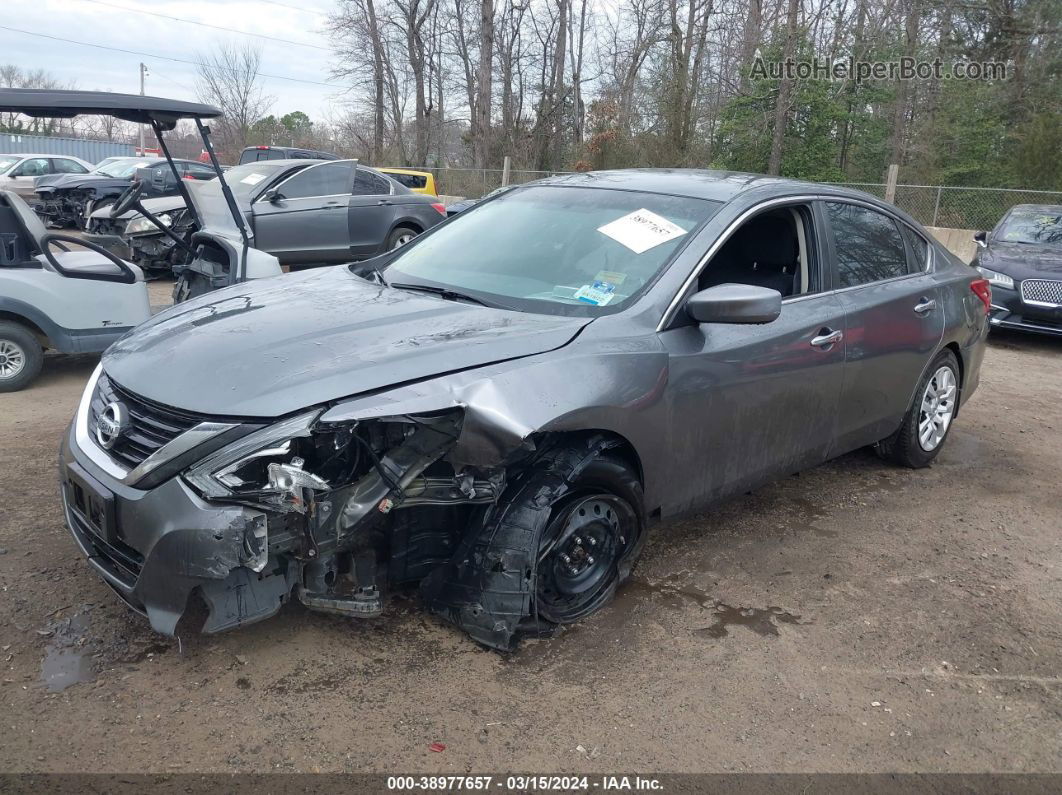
[378,167,437,196]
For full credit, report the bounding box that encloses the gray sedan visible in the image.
[59,169,989,650]
[90,160,446,272]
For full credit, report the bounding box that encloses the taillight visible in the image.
[431,202,446,216]
[970,278,991,313]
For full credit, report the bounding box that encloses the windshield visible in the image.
[0,155,19,174]
[995,208,1062,247]
[96,158,151,178]
[382,185,720,315]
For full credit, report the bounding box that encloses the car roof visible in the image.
[531,168,847,203]
[0,89,220,130]
[378,167,432,177]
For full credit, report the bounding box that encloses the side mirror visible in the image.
[974,231,987,248]
[263,188,281,204]
[686,283,782,325]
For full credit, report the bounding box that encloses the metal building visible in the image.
[0,132,133,163]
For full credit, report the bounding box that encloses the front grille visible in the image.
[1021,279,1062,307]
[89,374,204,469]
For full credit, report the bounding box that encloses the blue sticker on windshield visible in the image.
[574,280,617,306]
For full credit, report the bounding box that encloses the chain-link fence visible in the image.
[428,167,1060,231]
[823,182,1062,230]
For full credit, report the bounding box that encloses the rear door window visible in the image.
[276,161,354,199]
[824,202,910,288]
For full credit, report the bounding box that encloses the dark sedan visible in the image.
[973,204,1062,336]
[33,157,215,228]
[59,169,988,650]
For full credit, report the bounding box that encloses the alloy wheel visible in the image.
[918,365,957,451]
[391,232,415,249]
[0,340,26,379]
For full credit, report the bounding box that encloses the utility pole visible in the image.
[138,62,147,156]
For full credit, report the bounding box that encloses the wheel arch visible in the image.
[0,305,53,349]
[389,218,424,236]
[533,428,645,488]
[943,341,965,415]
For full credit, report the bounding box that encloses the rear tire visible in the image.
[0,322,44,392]
[876,349,960,468]
[386,226,418,251]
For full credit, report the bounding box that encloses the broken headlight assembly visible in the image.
[184,410,328,510]
[183,409,427,514]
[125,213,171,235]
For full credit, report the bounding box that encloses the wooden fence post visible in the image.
[885,164,899,204]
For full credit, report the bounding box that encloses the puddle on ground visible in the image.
[695,604,803,639]
[612,579,805,639]
[40,647,95,692]
[615,578,716,611]
[38,613,95,692]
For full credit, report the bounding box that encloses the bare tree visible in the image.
[473,0,495,167]
[194,43,274,160]
[767,0,800,175]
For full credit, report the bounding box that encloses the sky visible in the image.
[1,0,347,122]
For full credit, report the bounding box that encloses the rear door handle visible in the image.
[377,199,393,206]
[810,329,843,348]
[914,297,937,314]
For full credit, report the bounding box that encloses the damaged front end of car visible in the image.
[34,186,95,228]
[61,365,619,650]
[124,208,195,275]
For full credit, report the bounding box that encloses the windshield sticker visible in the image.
[574,280,617,306]
[598,209,687,254]
[240,173,268,186]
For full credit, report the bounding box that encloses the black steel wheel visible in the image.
[537,491,638,623]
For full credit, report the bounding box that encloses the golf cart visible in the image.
[0,89,283,391]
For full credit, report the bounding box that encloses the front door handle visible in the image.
[914,297,937,314]
[377,199,393,206]
[810,329,843,348]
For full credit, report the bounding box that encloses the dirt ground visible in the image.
[1,328,1061,774]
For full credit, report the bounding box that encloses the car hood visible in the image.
[90,194,186,221]
[35,174,129,194]
[980,241,1062,279]
[103,267,592,417]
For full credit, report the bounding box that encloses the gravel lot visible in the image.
[1,329,1060,774]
